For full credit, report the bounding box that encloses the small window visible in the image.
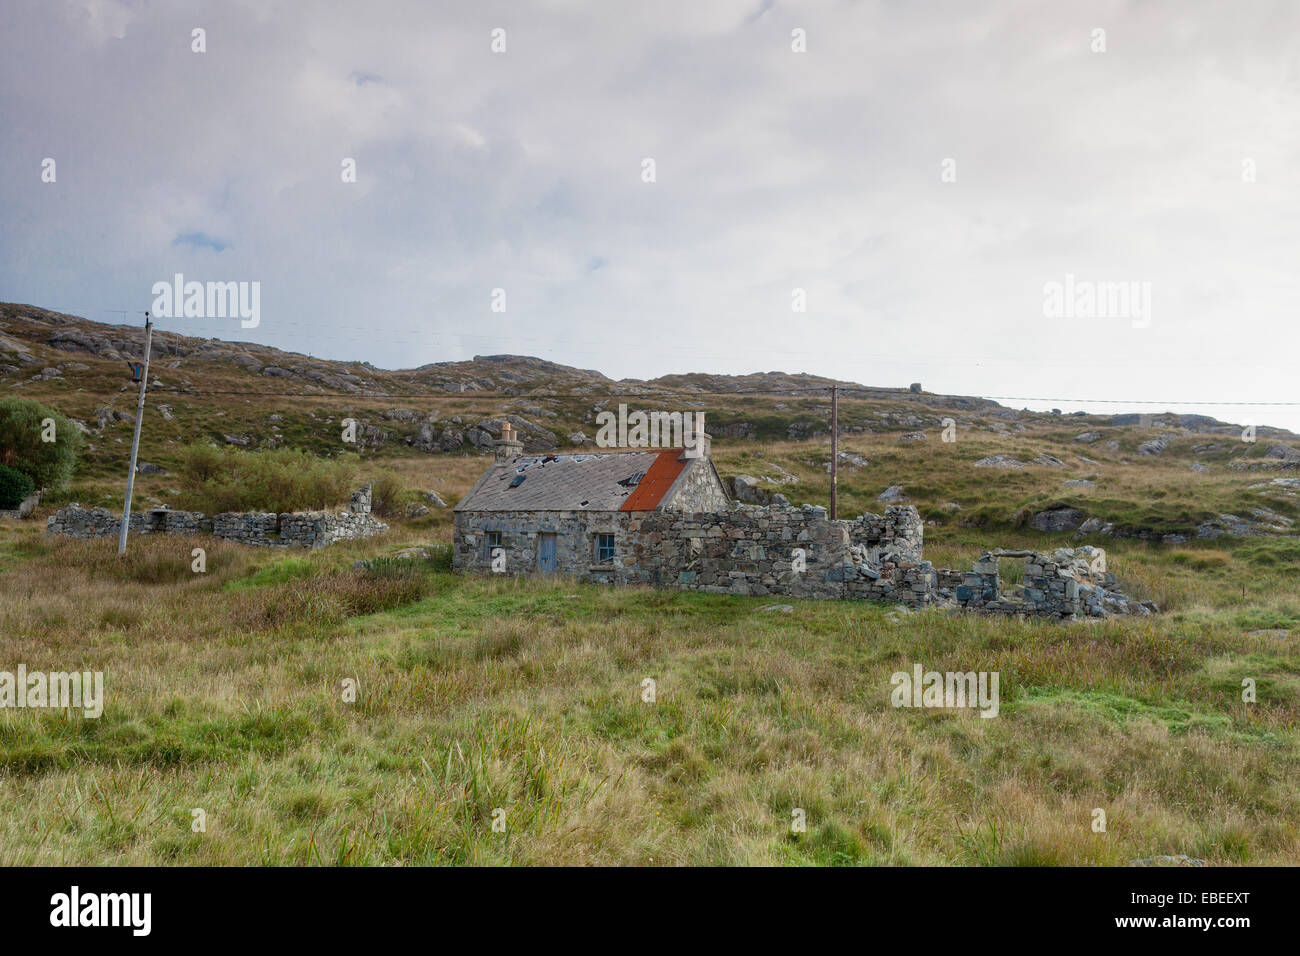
[485,531,502,560]
[594,533,615,563]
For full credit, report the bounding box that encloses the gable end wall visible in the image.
[659,457,730,512]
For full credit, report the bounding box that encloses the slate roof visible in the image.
[455,449,691,512]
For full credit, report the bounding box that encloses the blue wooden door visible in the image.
[538,533,558,573]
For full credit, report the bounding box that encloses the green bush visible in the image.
[0,398,86,490]
[0,465,36,509]
[175,444,360,513]
[180,442,225,484]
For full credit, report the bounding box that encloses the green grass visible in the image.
[0,524,1297,866]
[225,557,317,591]
[3,311,1299,865]
[1016,688,1242,737]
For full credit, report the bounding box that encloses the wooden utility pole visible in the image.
[118,312,153,557]
[830,384,838,519]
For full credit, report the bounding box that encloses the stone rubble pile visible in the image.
[939,546,1157,618]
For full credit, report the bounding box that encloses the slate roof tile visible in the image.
[455,450,686,512]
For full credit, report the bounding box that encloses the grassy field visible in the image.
[1,516,1296,866]
[3,306,1298,865]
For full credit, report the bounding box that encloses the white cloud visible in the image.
[0,0,1297,429]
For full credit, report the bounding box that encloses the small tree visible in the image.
[0,398,86,491]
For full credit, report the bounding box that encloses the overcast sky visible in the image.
[2,0,1297,430]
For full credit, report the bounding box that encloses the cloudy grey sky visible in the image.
[2,0,1297,429]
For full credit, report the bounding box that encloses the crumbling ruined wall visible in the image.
[845,508,924,564]
[46,485,386,549]
[938,547,1156,617]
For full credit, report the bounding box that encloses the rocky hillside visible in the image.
[3,301,1298,542]
[0,302,1005,401]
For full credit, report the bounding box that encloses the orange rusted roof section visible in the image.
[620,449,687,511]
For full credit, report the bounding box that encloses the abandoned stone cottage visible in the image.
[453,423,730,580]
[452,424,1156,618]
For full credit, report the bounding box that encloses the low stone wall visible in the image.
[47,485,386,549]
[212,512,282,544]
[46,505,212,539]
[278,509,390,548]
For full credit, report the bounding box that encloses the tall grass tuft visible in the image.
[174,444,359,513]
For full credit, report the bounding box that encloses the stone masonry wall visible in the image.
[47,485,386,549]
[454,501,1153,618]
[454,503,931,598]
[619,504,937,604]
[46,505,212,539]
[845,508,924,564]
[452,509,625,580]
[662,458,731,513]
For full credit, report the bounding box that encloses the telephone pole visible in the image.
[830,384,838,520]
[118,312,153,557]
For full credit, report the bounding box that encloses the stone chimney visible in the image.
[494,422,524,462]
